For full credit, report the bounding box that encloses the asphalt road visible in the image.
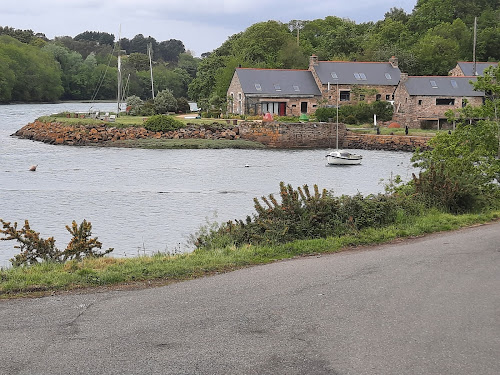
[1,222,499,375]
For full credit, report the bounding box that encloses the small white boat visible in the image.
[326,150,362,165]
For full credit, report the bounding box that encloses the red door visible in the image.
[279,102,286,116]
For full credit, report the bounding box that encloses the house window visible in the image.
[418,99,422,105]
[376,94,381,101]
[436,98,455,105]
[255,83,262,91]
[238,93,242,100]
[340,91,350,101]
[385,94,391,100]
[359,94,365,101]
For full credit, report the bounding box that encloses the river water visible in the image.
[0,103,417,267]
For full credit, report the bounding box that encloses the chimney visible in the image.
[309,55,319,69]
[389,56,398,68]
[400,72,408,82]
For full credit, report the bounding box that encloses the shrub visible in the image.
[0,219,113,267]
[176,97,190,113]
[126,95,144,116]
[154,89,177,114]
[143,115,186,132]
[194,182,400,249]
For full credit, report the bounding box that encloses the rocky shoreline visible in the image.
[13,120,431,151]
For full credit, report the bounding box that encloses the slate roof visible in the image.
[313,61,401,86]
[403,76,483,96]
[456,62,498,76]
[235,68,321,96]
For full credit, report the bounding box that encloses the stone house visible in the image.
[449,61,498,77]
[227,68,322,116]
[393,74,484,129]
[308,55,401,106]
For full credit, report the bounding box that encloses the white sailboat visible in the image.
[325,80,362,165]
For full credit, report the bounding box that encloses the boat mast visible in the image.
[336,80,339,150]
[117,26,122,116]
[148,43,155,99]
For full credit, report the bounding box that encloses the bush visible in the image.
[125,95,144,116]
[143,115,186,132]
[194,182,400,249]
[314,107,337,122]
[154,89,177,114]
[0,219,113,267]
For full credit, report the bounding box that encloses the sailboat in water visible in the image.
[325,81,362,165]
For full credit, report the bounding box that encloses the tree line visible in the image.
[1,0,499,104]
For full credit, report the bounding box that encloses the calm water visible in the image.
[0,103,416,266]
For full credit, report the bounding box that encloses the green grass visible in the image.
[347,125,439,136]
[1,209,499,298]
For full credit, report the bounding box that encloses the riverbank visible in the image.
[1,209,498,298]
[13,120,432,151]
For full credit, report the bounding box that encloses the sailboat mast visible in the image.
[117,26,122,116]
[148,43,155,99]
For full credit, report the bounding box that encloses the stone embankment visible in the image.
[13,121,241,146]
[344,133,431,151]
[13,120,431,151]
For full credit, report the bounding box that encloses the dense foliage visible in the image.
[2,0,499,104]
[194,182,401,248]
[315,101,393,123]
[143,115,186,132]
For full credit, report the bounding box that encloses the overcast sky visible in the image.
[4,0,417,56]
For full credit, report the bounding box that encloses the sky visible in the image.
[3,0,417,56]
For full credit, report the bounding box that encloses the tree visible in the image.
[473,65,500,158]
[411,34,459,75]
[126,52,150,71]
[158,39,185,62]
[154,89,177,113]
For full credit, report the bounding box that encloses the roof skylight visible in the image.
[331,72,338,79]
[430,80,438,88]
[451,80,458,88]
[385,73,392,80]
[255,83,262,91]
[274,83,281,91]
[293,85,300,91]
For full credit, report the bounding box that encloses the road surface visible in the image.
[1,222,499,374]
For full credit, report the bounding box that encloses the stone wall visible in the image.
[238,121,342,148]
[344,133,431,151]
[13,120,430,151]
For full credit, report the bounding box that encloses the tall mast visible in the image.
[117,25,122,116]
[148,43,155,99]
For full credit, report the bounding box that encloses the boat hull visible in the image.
[325,150,362,165]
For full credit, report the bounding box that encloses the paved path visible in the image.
[1,222,499,375]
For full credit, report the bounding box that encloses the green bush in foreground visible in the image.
[194,182,401,249]
[143,114,186,132]
[0,219,113,267]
